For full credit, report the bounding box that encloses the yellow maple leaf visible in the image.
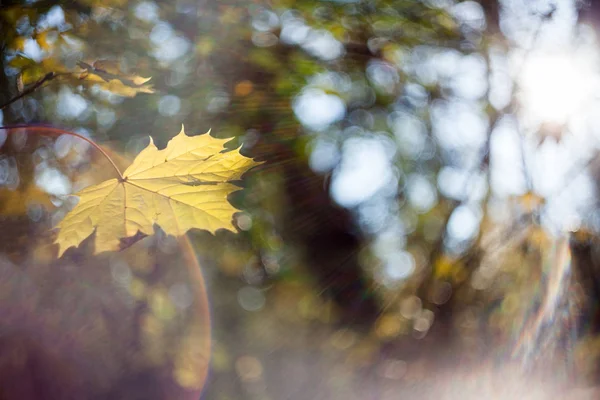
[55,127,258,256]
[17,55,154,98]
[101,79,155,97]
[76,61,155,97]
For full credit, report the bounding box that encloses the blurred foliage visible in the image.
[3,0,600,399]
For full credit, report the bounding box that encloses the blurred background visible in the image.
[3,0,600,398]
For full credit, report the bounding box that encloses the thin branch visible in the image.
[0,72,56,111]
[0,124,124,180]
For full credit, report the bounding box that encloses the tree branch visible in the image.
[0,72,56,111]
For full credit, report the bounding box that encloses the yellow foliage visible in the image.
[0,184,53,216]
[516,191,545,213]
[528,226,551,250]
[20,57,66,84]
[55,127,258,256]
[17,52,154,98]
[101,78,154,97]
[374,314,406,339]
[76,61,155,96]
[434,254,467,283]
[234,80,254,97]
[434,254,455,278]
[35,31,52,51]
[196,37,215,56]
[13,36,27,52]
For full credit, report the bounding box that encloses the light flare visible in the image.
[518,52,599,124]
[511,237,576,380]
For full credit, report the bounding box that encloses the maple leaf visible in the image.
[15,52,154,98]
[55,127,258,256]
[76,60,155,97]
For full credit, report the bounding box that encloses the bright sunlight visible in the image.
[519,52,599,124]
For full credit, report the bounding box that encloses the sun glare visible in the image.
[519,52,599,124]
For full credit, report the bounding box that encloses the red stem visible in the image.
[0,124,123,179]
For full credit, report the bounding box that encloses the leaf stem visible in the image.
[0,124,124,179]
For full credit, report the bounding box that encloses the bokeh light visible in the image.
[3,0,600,398]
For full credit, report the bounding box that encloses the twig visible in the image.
[0,124,124,180]
[0,72,56,111]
